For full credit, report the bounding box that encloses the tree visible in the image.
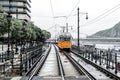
[0,9,51,45]
[11,18,23,41]
[42,30,51,40]
[0,12,8,36]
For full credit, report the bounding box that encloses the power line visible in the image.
[81,4,120,27]
[46,26,54,30]
[46,25,57,30]
[71,4,120,37]
[47,0,80,31]
[67,0,80,20]
[50,0,55,17]
[72,4,120,32]
[50,0,57,38]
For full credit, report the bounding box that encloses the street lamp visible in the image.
[7,13,12,59]
[77,7,88,50]
[14,8,18,51]
[7,0,12,59]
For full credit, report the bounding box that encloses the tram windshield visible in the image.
[63,37,71,41]
[59,34,71,41]
[58,32,72,41]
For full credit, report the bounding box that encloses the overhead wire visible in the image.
[47,0,80,30]
[66,0,80,19]
[47,1,120,38]
[71,4,120,32]
[47,0,56,31]
[58,0,80,33]
[50,0,55,17]
[71,4,120,38]
[46,0,81,30]
[80,4,120,27]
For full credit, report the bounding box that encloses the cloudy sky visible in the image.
[31,0,120,38]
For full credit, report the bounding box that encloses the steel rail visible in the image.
[26,46,51,80]
[63,51,96,80]
[54,45,65,80]
[71,50,120,80]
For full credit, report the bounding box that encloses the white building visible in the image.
[0,0,31,21]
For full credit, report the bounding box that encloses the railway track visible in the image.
[55,45,94,80]
[20,44,118,80]
[63,51,96,80]
[22,44,91,80]
[71,49,120,80]
[25,45,51,80]
[23,44,65,80]
[54,45,65,80]
[37,45,60,77]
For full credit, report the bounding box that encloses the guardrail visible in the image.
[26,45,51,80]
[71,50,120,80]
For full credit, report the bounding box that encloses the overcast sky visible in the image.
[31,0,120,38]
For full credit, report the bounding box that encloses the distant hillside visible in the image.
[88,22,120,38]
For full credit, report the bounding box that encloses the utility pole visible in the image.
[60,26,65,33]
[77,7,80,49]
[66,23,68,32]
[77,7,88,49]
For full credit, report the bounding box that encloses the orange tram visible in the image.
[57,32,72,51]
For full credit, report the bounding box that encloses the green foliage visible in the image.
[0,12,8,35]
[0,12,51,42]
[42,30,51,39]
[11,18,23,40]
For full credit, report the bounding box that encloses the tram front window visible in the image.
[64,37,70,41]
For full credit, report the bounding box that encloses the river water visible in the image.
[73,41,120,50]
